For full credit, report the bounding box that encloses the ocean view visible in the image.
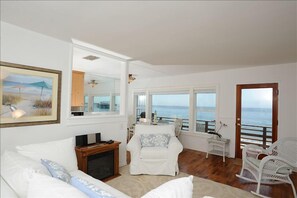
[149,105,272,127]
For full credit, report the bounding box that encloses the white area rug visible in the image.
[107,166,256,198]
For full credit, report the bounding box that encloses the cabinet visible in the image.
[206,137,230,162]
[75,141,121,181]
[71,70,84,106]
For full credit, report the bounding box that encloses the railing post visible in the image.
[263,127,267,148]
[205,121,209,132]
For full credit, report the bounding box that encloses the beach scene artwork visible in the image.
[1,63,60,127]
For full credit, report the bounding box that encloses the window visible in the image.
[93,96,110,112]
[134,94,146,122]
[132,87,218,134]
[195,90,216,133]
[84,96,89,112]
[151,93,189,130]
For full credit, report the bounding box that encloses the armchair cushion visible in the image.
[140,147,169,159]
[140,134,171,148]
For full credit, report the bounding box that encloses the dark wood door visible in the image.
[235,83,278,158]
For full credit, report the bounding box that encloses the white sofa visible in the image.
[127,124,183,176]
[0,137,130,198]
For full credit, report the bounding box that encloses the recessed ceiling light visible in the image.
[83,55,100,61]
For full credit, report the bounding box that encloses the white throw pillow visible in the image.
[27,173,88,198]
[1,150,50,198]
[16,137,78,172]
[141,175,193,198]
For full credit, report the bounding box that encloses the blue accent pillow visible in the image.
[70,176,115,198]
[41,159,71,183]
[140,134,171,148]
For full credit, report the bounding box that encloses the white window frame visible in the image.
[194,87,218,133]
[150,91,190,130]
[132,91,147,122]
[131,85,219,136]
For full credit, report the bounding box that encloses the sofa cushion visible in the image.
[71,176,115,198]
[27,173,88,198]
[16,137,78,172]
[1,176,18,198]
[140,147,169,160]
[1,150,50,198]
[41,159,71,183]
[140,134,171,148]
[141,175,193,198]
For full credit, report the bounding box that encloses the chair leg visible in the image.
[288,177,297,198]
[255,172,262,194]
[239,166,244,176]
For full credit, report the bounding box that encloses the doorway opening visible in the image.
[235,83,278,158]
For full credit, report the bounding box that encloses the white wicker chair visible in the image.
[236,137,297,198]
[174,118,183,139]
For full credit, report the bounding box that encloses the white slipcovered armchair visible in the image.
[127,124,183,176]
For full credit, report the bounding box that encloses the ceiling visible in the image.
[1,1,296,77]
[73,47,122,79]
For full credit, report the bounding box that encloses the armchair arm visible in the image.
[168,137,183,155]
[127,135,141,153]
[242,144,267,159]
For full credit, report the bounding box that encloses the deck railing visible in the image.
[136,111,272,147]
[240,124,272,148]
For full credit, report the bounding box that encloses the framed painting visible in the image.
[0,61,62,128]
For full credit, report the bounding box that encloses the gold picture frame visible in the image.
[0,61,62,128]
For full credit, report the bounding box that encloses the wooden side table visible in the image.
[75,141,121,181]
[206,137,230,162]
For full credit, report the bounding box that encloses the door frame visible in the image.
[235,83,278,158]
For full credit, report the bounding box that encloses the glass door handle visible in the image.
[237,123,241,126]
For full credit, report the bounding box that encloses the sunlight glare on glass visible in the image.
[242,88,272,108]
[138,95,146,104]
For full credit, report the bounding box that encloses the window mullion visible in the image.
[146,90,151,120]
[189,88,195,132]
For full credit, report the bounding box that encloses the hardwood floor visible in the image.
[179,149,297,198]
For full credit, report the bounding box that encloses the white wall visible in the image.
[128,64,297,157]
[1,22,128,166]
